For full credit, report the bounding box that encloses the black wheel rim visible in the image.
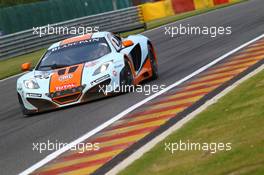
[121,62,133,86]
[149,46,158,75]
[125,63,133,85]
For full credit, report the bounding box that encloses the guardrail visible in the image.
[0,6,145,60]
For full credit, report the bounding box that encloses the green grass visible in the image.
[0,49,46,79]
[119,69,264,175]
[0,0,246,80]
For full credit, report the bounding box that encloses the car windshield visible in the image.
[36,37,111,70]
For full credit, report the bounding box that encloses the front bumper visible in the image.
[18,78,113,113]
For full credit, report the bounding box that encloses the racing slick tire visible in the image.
[119,60,134,93]
[17,93,35,116]
[148,44,158,80]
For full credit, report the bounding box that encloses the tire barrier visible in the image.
[0,6,145,60]
[171,0,195,13]
[142,0,234,22]
[141,2,168,22]
[193,0,214,9]
[213,0,229,5]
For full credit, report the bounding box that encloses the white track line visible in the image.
[20,33,264,175]
[0,72,25,83]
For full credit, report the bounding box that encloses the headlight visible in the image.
[24,79,40,89]
[93,61,112,76]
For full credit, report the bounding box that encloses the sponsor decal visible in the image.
[55,83,76,91]
[114,64,123,69]
[91,74,110,86]
[112,70,117,76]
[58,74,73,81]
[85,61,98,68]
[49,64,84,93]
[26,93,42,98]
[35,72,51,79]
[51,38,100,52]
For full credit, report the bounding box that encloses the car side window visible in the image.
[111,34,122,51]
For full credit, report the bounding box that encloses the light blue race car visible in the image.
[17,31,158,115]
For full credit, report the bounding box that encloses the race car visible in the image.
[17,31,158,115]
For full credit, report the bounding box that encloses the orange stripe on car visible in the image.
[49,64,84,93]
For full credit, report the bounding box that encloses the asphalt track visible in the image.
[0,0,264,174]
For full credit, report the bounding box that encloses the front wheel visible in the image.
[119,60,134,93]
[17,93,35,116]
[148,44,158,80]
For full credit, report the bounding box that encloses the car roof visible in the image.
[47,32,110,50]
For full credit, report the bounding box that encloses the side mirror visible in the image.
[122,40,134,47]
[21,62,31,72]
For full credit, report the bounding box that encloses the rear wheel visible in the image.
[148,44,158,80]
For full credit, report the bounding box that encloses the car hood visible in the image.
[32,63,85,93]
